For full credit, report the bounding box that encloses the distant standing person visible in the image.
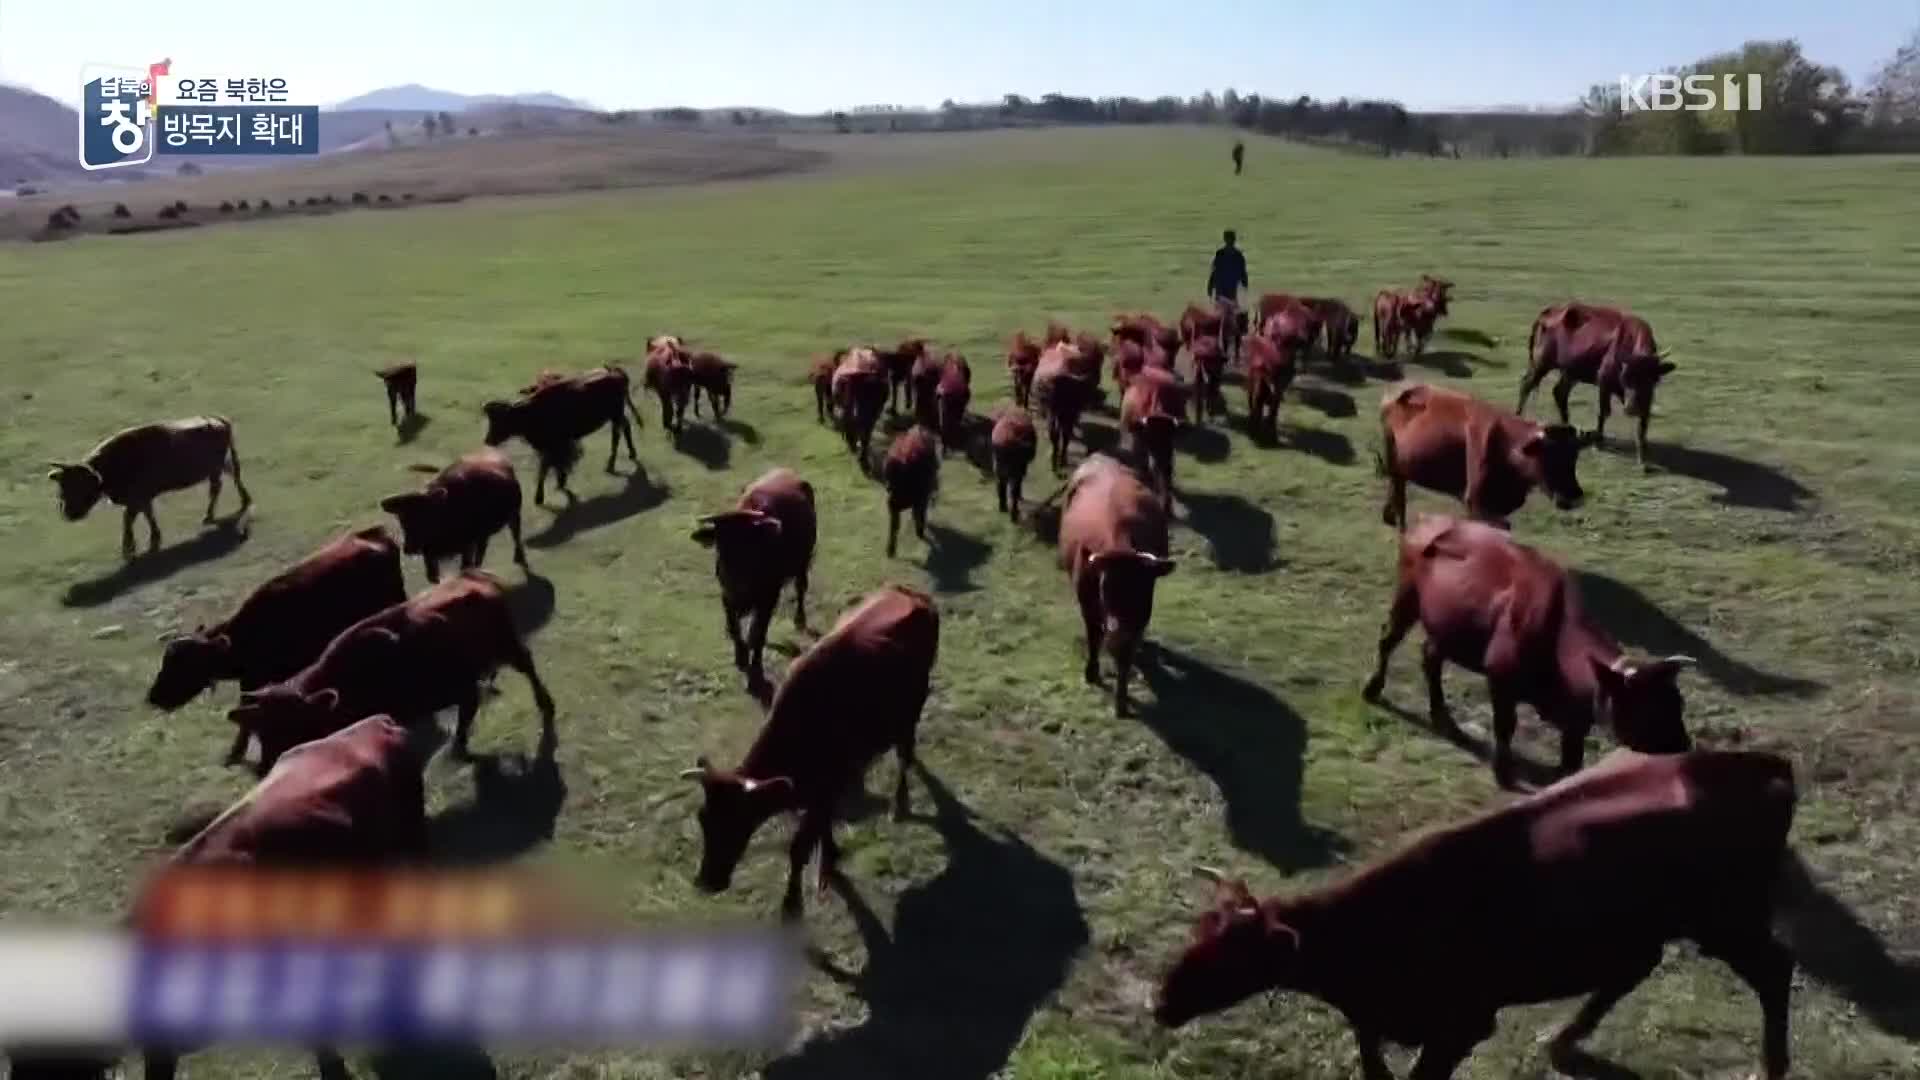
[1207,230,1248,306]
[1231,140,1244,175]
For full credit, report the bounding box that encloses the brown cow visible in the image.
[1121,367,1188,511]
[1519,302,1675,467]
[1112,313,1182,361]
[147,526,407,769]
[1190,334,1229,422]
[643,336,693,439]
[1258,292,1326,352]
[48,416,252,560]
[682,585,939,920]
[1304,297,1359,360]
[1396,292,1441,357]
[693,467,816,691]
[482,366,644,503]
[831,347,890,470]
[1377,383,1585,530]
[375,362,418,427]
[1033,341,1095,472]
[1372,290,1406,359]
[1262,300,1317,359]
[686,350,738,420]
[1007,331,1041,409]
[379,447,527,583]
[809,352,841,424]
[1068,332,1107,389]
[934,352,972,454]
[909,350,943,431]
[229,570,556,771]
[877,337,930,414]
[1243,334,1295,436]
[990,407,1038,521]
[1155,747,1796,1080]
[1042,321,1074,347]
[882,427,939,557]
[1059,454,1177,716]
[1110,338,1148,390]
[1363,514,1694,786]
[1417,273,1455,316]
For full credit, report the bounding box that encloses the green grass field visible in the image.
[3,126,1919,1079]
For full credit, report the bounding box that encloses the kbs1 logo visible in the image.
[1616,73,1765,113]
[80,58,320,170]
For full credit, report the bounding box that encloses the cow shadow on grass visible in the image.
[1777,850,1920,1040]
[1180,490,1280,573]
[1573,571,1824,697]
[719,417,761,445]
[61,514,250,608]
[1405,350,1478,378]
[1079,418,1121,457]
[1441,327,1503,352]
[1177,422,1231,463]
[1136,646,1345,871]
[1308,355,1371,386]
[1294,382,1357,419]
[369,1044,498,1080]
[924,523,992,594]
[1366,697,1562,790]
[503,570,556,639]
[1634,441,1815,512]
[1222,414,1356,465]
[426,735,565,866]
[524,470,668,549]
[767,764,1088,1080]
[395,412,432,445]
[675,423,733,470]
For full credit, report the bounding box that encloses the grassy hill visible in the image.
[1,128,1917,1079]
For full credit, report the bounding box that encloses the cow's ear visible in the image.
[1657,361,1676,378]
[1562,307,1584,332]
[1519,431,1547,457]
[303,688,341,713]
[691,523,718,546]
[1589,656,1632,700]
[378,493,415,514]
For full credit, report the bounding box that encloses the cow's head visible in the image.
[1086,550,1176,659]
[1517,424,1585,510]
[1617,350,1675,419]
[46,463,105,520]
[378,489,447,555]
[1419,275,1454,315]
[147,627,235,709]
[693,509,784,594]
[1154,867,1298,1028]
[1590,655,1694,753]
[681,757,795,894]
[480,400,520,446]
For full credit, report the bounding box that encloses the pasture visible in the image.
[2,125,1919,1078]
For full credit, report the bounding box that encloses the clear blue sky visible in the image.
[1,0,1912,112]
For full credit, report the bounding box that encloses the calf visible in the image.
[1519,302,1675,467]
[48,416,252,559]
[692,467,816,690]
[147,526,407,767]
[682,585,939,920]
[1304,297,1359,361]
[882,427,939,557]
[1378,383,1585,530]
[1362,514,1694,786]
[375,362,418,426]
[1121,367,1187,512]
[1372,290,1405,359]
[990,407,1038,521]
[1155,748,1795,1080]
[1034,341,1095,472]
[831,347,890,471]
[643,336,693,439]
[687,350,738,420]
[809,352,841,424]
[482,366,644,504]
[1059,454,1177,716]
[1007,331,1041,410]
[379,447,527,583]
[934,353,972,454]
[229,570,556,770]
[877,337,930,414]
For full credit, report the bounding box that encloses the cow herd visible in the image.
[31,277,1804,1080]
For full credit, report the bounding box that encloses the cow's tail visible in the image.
[613,364,645,428]
[216,414,244,477]
[1526,312,1542,371]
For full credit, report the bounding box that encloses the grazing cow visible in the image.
[147,526,407,768]
[1007,331,1041,410]
[218,201,234,213]
[831,347,890,470]
[809,352,841,423]
[1059,454,1176,716]
[1190,334,1229,422]
[643,336,693,439]
[882,427,939,557]
[1033,341,1095,472]
[229,570,555,770]
[692,467,817,690]
[1243,335,1296,436]
[375,362,418,427]
[934,353,972,454]
[237,199,250,210]
[910,350,944,431]
[687,351,738,420]
[4,716,432,1080]
[1121,367,1188,511]
[379,448,527,584]
[1363,514,1694,786]
[481,366,644,504]
[48,416,252,559]
[350,192,368,206]
[1377,383,1585,530]
[1518,302,1675,467]
[682,585,939,920]
[1155,747,1796,1080]
[112,202,131,218]
[1304,297,1360,361]
[877,338,930,414]
[1372,290,1406,359]
[990,407,1037,521]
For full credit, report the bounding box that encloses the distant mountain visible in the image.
[330,84,593,113]
[0,84,85,183]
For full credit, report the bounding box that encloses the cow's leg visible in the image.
[1362,583,1417,702]
[504,638,558,733]
[1381,471,1408,531]
[533,461,548,506]
[450,684,481,758]
[1515,365,1546,415]
[388,386,400,426]
[893,721,917,820]
[1353,1028,1394,1080]
[204,469,223,523]
[1489,685,1520,789]
[1079,589,1103,685]
[1011,473,1025,522]
[793,570,810,631]
[1421,636,1459,734]
[816,821,841,896]
[225,725,251,766]
[1550,372,1576,428]
[886,505,901,558]
[911,498,928,543]
[554,464,574,502]
[470,537,488,569]
[995,471,1009,513]
[1113,640,1135,717]
[722,596,747,670]
[509,510,527,565]
[606,422,621,472]
[1699,932,1793,1080]
[314,1046,350,1080]
[1635,411,1652,471]
[423,555,441,585]
[1556,716,1591,778]
[121,505,139,558]
[143,504,163,552]
[1408,1037,1476,1080]
[745,600,774,686]
[145,1051,180,1080]
[1548,944,1662,1070]
[782,808,828,920]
